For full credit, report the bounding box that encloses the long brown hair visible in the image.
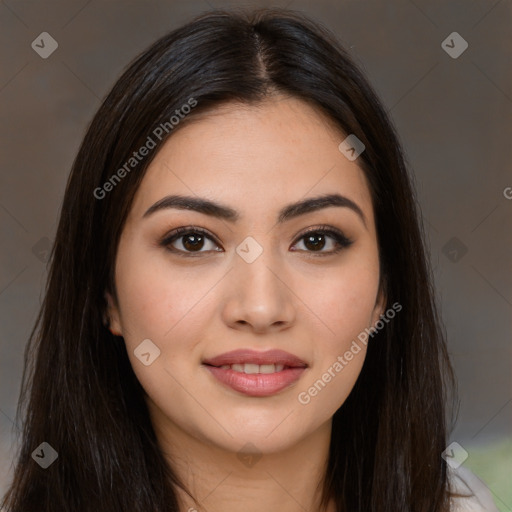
[2,7,457,511]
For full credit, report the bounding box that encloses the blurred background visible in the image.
[1,0,511,509]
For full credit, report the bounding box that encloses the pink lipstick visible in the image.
[202,349,308,397]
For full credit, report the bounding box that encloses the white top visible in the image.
[448,465,500,511]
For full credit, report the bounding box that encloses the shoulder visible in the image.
[448,465,499,512]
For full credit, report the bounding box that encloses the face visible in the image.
[106,96,386,456]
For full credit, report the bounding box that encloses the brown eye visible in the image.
[291,227,353,255]
[160,227,222,255]
[181,232,206,251]
[303,232,327,251]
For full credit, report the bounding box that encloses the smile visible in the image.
[202,348,308,397]
[218,363,286,373]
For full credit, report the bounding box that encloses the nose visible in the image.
[221,246,297,334]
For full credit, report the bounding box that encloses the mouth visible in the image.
[202,349,308,397]
[208,363,293,374]
[202,348,308,368]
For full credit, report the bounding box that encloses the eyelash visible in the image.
[159,224,354,257]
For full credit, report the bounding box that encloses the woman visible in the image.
[1,7,497,512]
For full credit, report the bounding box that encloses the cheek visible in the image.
[113,243,213,360]
[296,256,379,413]
[114,253,212,404]
[309,259,380,348]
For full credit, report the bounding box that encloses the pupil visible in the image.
[183,234,204,251]
[304,233,325,251]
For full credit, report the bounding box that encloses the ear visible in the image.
[370,284,387,328]
[104,291,123,336]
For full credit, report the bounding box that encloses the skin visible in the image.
[106,95,386,512]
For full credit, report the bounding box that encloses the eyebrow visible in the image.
[143,193,367,229]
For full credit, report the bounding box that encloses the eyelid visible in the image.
[159,224,353,256]
[292,224,353,246]
[159,225,220,251]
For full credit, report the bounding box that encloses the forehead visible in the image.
[128,96,374,226]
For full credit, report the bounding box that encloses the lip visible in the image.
[202,349,308,397]
[204,366,307,397]
[202,349,308,368]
